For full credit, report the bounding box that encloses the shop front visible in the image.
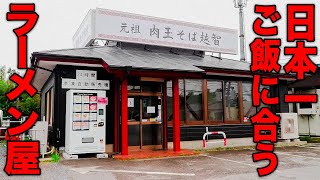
[30,8,295,156]
[31,44,295,156]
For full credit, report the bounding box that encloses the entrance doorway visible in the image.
[127,79,164,150]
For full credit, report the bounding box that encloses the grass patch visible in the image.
[300,136,320,143]
[51,151,60,162]
[0,140,6,148]
[40,149,60,163]
[196,145,256,153]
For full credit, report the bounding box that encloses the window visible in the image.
[242,82,256,120]
[128,96,140,122]
[45,88,54,126]
[141,82,162,92]
[128,85,141,92]
[224,81,239,121]
[128,78,141,92]
[299,103,312,109]
[166,79,256,125]
[142,96,160,120]
[207,80,223,121]
[166,80,185,121]
[184,80,203,121]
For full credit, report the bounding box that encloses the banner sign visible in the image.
[73,8,238,54]
[62,70,110,90]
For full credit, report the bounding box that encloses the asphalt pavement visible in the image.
[0,144,320,180]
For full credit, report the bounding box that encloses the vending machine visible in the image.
[64,89,107,157]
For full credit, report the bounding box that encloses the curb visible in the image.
[195,141,308,152]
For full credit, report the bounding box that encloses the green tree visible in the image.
[0,67,40,117]
[0,79,16,116]
[16,93,40,115]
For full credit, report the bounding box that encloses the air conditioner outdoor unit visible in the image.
[297,102,317,115]
[277,113,299,140]
[296,89,318,115]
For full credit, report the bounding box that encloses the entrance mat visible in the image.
[113,149,199,160]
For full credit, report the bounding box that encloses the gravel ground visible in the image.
[0,144,320,179]
[0,144,81,180]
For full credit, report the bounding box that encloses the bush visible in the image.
[300,136,320,143]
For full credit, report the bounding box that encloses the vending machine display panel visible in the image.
[65,90,106,155]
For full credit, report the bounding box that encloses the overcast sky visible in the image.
[0,0,319,69]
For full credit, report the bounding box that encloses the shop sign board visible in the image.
[61,70,110,90]
[62,79,110,90]
[73,8,238,54]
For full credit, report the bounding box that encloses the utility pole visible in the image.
[234,0,248,61]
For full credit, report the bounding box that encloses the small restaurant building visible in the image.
[31,8,294,156]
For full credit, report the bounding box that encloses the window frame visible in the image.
[45,88,54,126]
[223,80,242,124]
[167,79,247,127]
[184,79,204,124]
[206,79,224,123]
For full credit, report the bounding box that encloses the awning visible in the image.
[31,45,252,91]
[29,44,295,91]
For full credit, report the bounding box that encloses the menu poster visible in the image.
[82,113,90,121]
[90,113,97,121]
[72,93,98,131]
[73,104,82,112]
[82,104,89,112]
[82,95,90,103]
[81,121,89,130]
[72,122,81,131]
[73,113,81,121]
[89,104,97,112]
[74,95,82,103]
[89,96,97,103]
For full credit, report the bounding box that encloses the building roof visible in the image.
[289,71,320,89]
[32,45,251,73]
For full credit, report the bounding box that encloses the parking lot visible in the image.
[0,144,320,179]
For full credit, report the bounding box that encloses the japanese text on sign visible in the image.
[73,8,238,54]
[250,3,317,177]
[4,3,41,176]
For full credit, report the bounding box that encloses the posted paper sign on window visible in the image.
[128,98,134,107]
[147,106,155,113]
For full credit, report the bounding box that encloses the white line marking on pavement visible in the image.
[70,166,195,176]
[131,154,200,161]
[93,169,196,176]
[201,154,256,167]
[277,152,320,160]
[202,154,281,173]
